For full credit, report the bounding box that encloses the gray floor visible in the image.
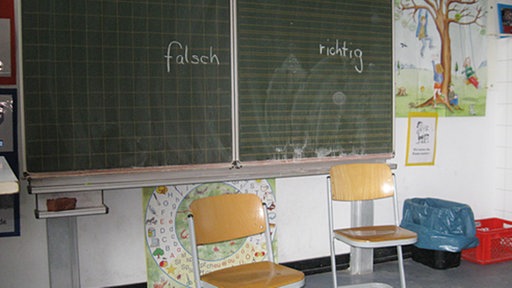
[305,258,512,287]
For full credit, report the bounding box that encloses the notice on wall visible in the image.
[0,19,11,77]
[0,195,15,233]
[0,0,17,85]
[406,112,438,166]
[143,179,276,288]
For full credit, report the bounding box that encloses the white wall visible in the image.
[493,36,512,220]
[0,181,50,287]
[77,188,147,287]
[1,1,511,287]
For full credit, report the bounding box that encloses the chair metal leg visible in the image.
[397,245,406,288]
[327,176,338,288]
[330,237,338,288]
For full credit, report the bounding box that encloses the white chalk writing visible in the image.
[319,40,364,73]
[164,41,220,72]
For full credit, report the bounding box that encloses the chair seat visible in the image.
[201,260,305,288]
[334,225,417,248]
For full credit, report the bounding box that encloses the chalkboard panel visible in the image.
[22,0,232,172]
[238,0,393,161]
[22,0,392,173]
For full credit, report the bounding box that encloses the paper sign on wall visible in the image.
[406,112,438,166]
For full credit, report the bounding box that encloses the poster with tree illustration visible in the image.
[143,180,276,288]
[395,0,488,117]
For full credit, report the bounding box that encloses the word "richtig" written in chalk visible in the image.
[318,40,364,73]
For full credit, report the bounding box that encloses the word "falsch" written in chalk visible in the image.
[164,40,220,72]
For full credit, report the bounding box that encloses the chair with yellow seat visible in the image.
[327,163,417,288]
[187,193,305,288]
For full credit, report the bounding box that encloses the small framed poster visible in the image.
[0,89,19,237]
[498,3,512,35]
[406,112,438,166]
[0,0,17,85]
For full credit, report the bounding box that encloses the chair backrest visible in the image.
[189,193,266,245]
[329,163,395,201]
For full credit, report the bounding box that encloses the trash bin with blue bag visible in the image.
[400,198,479,269]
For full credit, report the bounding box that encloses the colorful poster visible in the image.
[0,0,16,85]
[143,179,276,288]
[395,0,488,117]
[498,3,512,35]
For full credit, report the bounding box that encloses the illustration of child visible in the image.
[432,60,444,107]
[463,57,479,89]
[416,121,430,144]
[448,85,460,109]
[416,10,433,57]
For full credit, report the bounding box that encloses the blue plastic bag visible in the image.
[400,198,479,252]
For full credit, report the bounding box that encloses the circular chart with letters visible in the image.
[144,180,276,287]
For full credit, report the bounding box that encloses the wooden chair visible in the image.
[187,193,305,288]
[327,163,417,288]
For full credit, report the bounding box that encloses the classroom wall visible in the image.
[1,1,511,287]
[493,37,512,219]
[73,111,499,288]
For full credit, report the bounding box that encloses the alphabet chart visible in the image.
[144,179,276,287]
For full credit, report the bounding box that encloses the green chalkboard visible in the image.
[21,0,392,173]
[22,0,232,172]
[238,0,393,161]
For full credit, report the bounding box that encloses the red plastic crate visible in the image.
[462,218,512,264]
